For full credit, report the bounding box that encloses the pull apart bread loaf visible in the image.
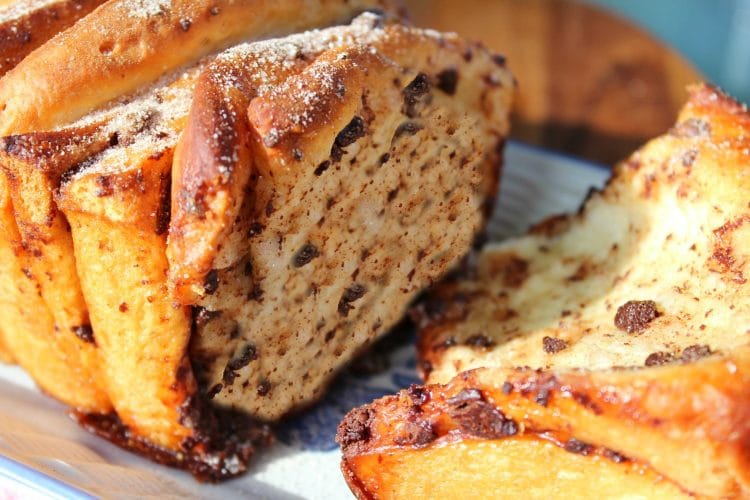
[0,1,513,479]
[338,85,750,498]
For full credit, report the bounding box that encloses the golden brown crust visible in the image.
[0,0,105,78]
[341,428,689,499]
[0,0,392,134]
[339,351,750,497]
[0,172,108,409]
[0,125,114,412]
[0,0,107,367]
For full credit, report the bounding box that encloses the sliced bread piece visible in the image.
[171,12,512,419]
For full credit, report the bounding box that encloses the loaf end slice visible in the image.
[171,13,513,419]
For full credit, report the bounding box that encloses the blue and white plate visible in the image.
[0,142,608,499]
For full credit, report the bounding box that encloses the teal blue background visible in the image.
[586,0,750,104]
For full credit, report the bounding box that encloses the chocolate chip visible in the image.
[248,284,264,303]
[407,384,430,406]
[313,161,330,176]
[492,54,507,66]
[222,345,258,385]
[465,334,495,349]
[393,419,435,447]
[193,307,221,327]
[535,388,550,407]
[206,383,223,399]
[256,380,270,396]
[248,223,265,237]
[336,407,373,447]
[72,324,95,344]
[331,116,366,161]
[338,283,367,317]
[204,270,220,295]
[614,300,659,333]
[436,68,459,95]
[448,388,518,439]
[179,18,191,31]
[680,344,712,363]
[542,336,568,353]
[293,243,320,268]
[603,448,628,463]
[403,73,431,117]
[564,438,593,455]
[447,388,483,406]
[644,351,674,366]
[393,121,424,140]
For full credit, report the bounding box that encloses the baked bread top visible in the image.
[0,0,392,134]
[0,0,105,77]
[414,83,750,384]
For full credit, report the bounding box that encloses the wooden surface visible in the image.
[406,0,702,164]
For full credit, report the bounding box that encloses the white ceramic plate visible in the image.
[0,142,608,499]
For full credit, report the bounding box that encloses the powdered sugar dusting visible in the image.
[208,12,418,141]
[66,66,200,179]
[120,0,171,19]
[214,12,392,94]
[0,0,61,24]
[64,12,453,180]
